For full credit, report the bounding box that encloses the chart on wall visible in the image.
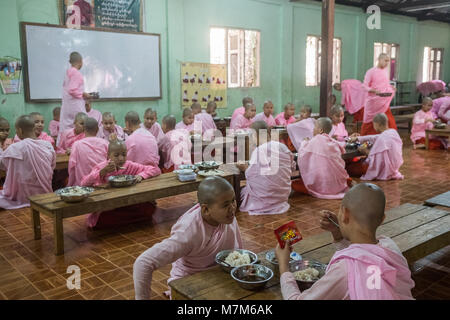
[181,62,227,108]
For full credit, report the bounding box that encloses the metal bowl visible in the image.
[434,123,446,129]
[195,161,222,171]
[108,175,137,188]
[290,260,327,291]
[178,164,196,171]
[231,264,274,291]
[265,249,301,265]
[55,186,94,203]
[215,249,258,273]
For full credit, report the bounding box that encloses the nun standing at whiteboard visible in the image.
[58,52,91,146]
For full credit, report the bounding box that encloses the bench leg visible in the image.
[53,214,64,256]
[31,209,41,240]
[425,132,429,150]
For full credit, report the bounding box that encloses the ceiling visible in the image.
[291,0,450,24]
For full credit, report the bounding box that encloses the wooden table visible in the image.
[170,203,450,300]
[28,165,240,255]
[425,191,450,208]
[425,126,450,149]
[390,104,421,115]
[0,154,69,179]
[394,114,415,132]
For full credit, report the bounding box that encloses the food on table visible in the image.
[225,251,251,267]
[293,267,320,281]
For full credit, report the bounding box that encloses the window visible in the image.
[373,42,399,81]
[210,27,260,88]
[423,47,444,82]
[305,36,341,87]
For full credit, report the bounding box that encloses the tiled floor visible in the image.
[0,130,449,300]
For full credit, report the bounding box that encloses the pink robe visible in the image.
[56,128,86,154]
[410,110,435,143]
[362,67,395,124]
[240,141,294,215]
[175,121,194,132]
[359,129,404,181]
[59,67,85,145]
[297,134,349,199]
[341,79,367,115]
[417,81,446,96]
[195,112,217,134]
[286,118,316,151]
[140,122,165,141]
[330,122,349,142]
[160,129,192,169]
[0,139,55,209]
[231,106,245,122]
[0,138,13,151]
[252,112,276,127]
[280,236,414,300]
[49,120,59,137]
[125,128,160,167]
[431,96,450,119]
[438,101,450,124]
[133,203,243,300]
[86,108,102,126]
[67,137,108,186]
[14,132,55,148]
[98,124,126,141]
[275,112,296,126]
[230,113,253,130]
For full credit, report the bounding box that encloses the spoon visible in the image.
[327,216,340,229]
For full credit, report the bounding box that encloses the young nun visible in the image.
[141,108,165,143]
[192,102,217,138]
[276,183,415,300]
[159,115,192,173]
[56,112,87,155]
[14,112,55,148]
[348,113,403,181]
[410,97,443,150]
[49,107,60,141]
[334,80,366,123]
[252,100,276,127]
[430,95,450,120]
[230,103,256,130]
[98,112,126,142]
[238,121,295,215]
[81,140,161,228]
[84,101,102,126]
[175,108,196,133]
[124,111,160,167]
[68,117,108,186]
[287,105,316,151]
[231,97,253,122]
[329,105,349,142]
[0,117,13,152]
[0,115,55,209]
[133,176,243,300]
[292,117,351,199]
[275,103,297,126]
[206,101,217,117]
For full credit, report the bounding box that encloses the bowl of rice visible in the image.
[231,264,274,291]
[108,175,137,188]
[55,186,94,203]
[290,260,327,291]
[215,249,258,273]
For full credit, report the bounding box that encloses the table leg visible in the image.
[53,214,64,256]
[233,174,242,207]
[245,136,250,161]
[31,209,41,240]
[425,131,429,150]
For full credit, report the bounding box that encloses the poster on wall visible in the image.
[0,57,22,94]
[61,0,143,32]
[181,62,227,109]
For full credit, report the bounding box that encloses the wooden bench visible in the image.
[0,153,69,179]
[390,104,421,115]
[425,126,450,149]
[425,191,450,208]
[169,203,450,300]
[394,114,414,133]
[28,165,240,255]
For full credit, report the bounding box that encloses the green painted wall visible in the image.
[1,0,449,135]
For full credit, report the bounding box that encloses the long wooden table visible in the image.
[425,126,450,149]
[170,203,450,300]
[28,165,240,255]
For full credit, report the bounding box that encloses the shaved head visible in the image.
[301,105,312,114]
[244,103,254,111]
[102,112,115,121]
[378,53,389,60]
[206,101,217,111]
[373,113,388,126]
[125,111,140,125]
[162,115,176,130]
[242,97,253,106]
[422,97,433,105]
[342,183,386,231]
[183,108,193,118]
[69,52,82,64]
[0,117,9,127]
[84,117,99,135]
[29,112,42,118]
[198,176,234,205]
[53,107,61,116]
[330,105,344,117]
[108,140,127,154]
[15,115,35,133]
[191,102,202,113]
[317,117,333,134]
[144,108,156,116]
[75,112,87,123]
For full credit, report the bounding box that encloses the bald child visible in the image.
[133,176,243,300]
[192,102,217,139]
[231,96,253,122]
[329,105,348,142]
[252,101,276,127]
[141,108,165,143]
[175,108,196,133]
[14,112,55,148]
[98,112,126,142]
[0,117,13,152]
[230,102,256,130]
[276,183,415,300]
[275,103,296,126]
[57,112,87,155]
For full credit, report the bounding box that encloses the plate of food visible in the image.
[195,161,222,171]
[215,249,258,272]
[434,121,447,129]
[198,169,225,177]
[55,186,94,203]
[265,249,302,265]
[108,175,137,188]
[290,260,327,291]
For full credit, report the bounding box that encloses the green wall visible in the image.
[1,0,449,135]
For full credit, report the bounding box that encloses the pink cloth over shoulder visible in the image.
[175,121,194,132]
[362,67,394,123]
[340,79,367,114]
[133,203,243,300]
[417,81,446,96]
[240,141,294,215]
[68,137,108,186]
[297,134,349,199]
[230,113,253,130]
[0,139,55,209]
[410,110,435,143]
[14,132,55,148]
[160,129,192,169]
[56,128,85,154]
[0,138,13,151]
[98,124,126,141]
[49,120,60,137]
[59,67,85,144]
[287,118,316,151]
[195,112,217,133]
[231,106,245,122]
[252,112,276,127]
[330,122,348,142]
[125,128,160,167]
[431,96,450,119]
[140,122,165,141]
[438,101,450,124]
[359,129,404,181]
[86,108,102,126]
[275,112,296,126]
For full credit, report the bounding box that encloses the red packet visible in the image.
[274,221,302,249]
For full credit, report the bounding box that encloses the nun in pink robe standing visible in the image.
[133,177,243,300]
[58,52,90,146]
[334,80,367,122]
[0,116,55,209]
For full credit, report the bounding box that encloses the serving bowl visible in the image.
[290,260,327,291]
[215,249,258,273]
[108,175,137,188]
[195,161,222,171]
[231,264,274,291]
[55,186,94,203]
[265,249,302,265]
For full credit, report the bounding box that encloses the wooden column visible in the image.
[320,0,335,117]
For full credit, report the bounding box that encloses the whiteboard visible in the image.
[21,23,161,102]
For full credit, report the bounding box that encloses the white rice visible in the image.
[225,251,251,267]
[293,267,320,281]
